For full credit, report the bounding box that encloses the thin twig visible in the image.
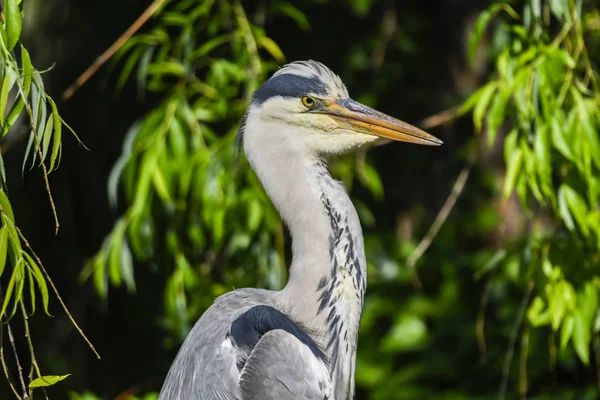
[0,285,28,399]
[476,273,495,363]
[499,281,534,400]
[232,0,262,100]
[16,227,101,360]
[61,0,168,101]
[519,327,529,400]
[6,323,27,399]
[0,329,20,399]
[594,335,600,394]
[0,290,20,400]
[36,148,59,235]
[419,105,462,130]
[19,300,48,400]
[19,92,60,234]
[370,3,396,71]
[407,166,471,269]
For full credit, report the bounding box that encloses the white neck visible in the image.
[243,116,366,400]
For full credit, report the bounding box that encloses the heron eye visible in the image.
[301,96,315,108]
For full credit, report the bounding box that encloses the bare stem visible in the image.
[0,310,20,399]
[0,284,28,399]
[476,274,495,363]
[519,327,529,400]
[499,281,534,400]
[16,227,101,360]
[19,300,48,400]
[407,166,471,269]
[62,0,168,101]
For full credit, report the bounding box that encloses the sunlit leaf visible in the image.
[258,36,286,64]
[561,185,589,234]
[468,3,518,63]
[5,0,22,51]
[22,251,50,316]
[573,311,590,364]
[29,374,71,388]
[503,148,522,200]
[473,82,498,132]
[381,314,428,352]
[0,188,15,222]
[0,226,8,277]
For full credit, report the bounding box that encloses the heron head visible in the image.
[239,60,442,156]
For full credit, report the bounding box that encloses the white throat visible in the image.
[243,111,367,400]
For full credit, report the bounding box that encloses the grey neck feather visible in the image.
[244,125,366,399]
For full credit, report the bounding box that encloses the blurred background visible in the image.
[0,0,599,399]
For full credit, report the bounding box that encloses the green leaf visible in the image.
[258,36,285,64]
[120,239,135,292]
[109,231,124,287]
[0,226,8,277]
[27,263,35,314]
[0,188,15,222]
[561,185,589,234]
[152,168,173,205]
[29,374,71,388]
[247,198,263,233]
[41,114,54,163]
[558,185,576,231]
[534,124,552,197]
[528,296,550,327]
[581,115,600,170]
[485,87,509,146]
[273,3,310,31]
[193,35,231,59]
[503,148,522,200]
[360,162,384,200]
[0,257,22,318]
[5,0,22,51]
[473,82,498,132]
[549,285,566,331]
[560,314,575,350]
[93,251,108,299]
[22,251,50,315]
[48,98,62,171]
[573,311,590,364]
[49,121,62,171]
[0,72,14,127]
[21,45,33,97]
[168,117,187,159]
[381,314,428,352]
[550,116,574,162]
[468,3,518,63]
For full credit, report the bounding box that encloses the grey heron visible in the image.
[158,60,442,400]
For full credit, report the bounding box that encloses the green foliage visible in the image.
[87,0,288,340]
[61,0,600,398]
[462,0,600,366]
[0,0,82,398]
[29,374,71,389]
[88,0,386,344]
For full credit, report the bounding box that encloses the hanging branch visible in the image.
[62,0,168,101]
[16,228,101,360]
[0,285,28,399]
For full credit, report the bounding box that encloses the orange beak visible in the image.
[315,98,442,146]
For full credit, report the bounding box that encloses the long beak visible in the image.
[316,98,442,146]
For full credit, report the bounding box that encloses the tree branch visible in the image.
[61,0,168,101]
[16,228,101,360]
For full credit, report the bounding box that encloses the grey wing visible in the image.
[158,289,274,400]
[239,329,333,400]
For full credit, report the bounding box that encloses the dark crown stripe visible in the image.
[252,73,328,104]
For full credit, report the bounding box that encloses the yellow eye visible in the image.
[301,96,315,108]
